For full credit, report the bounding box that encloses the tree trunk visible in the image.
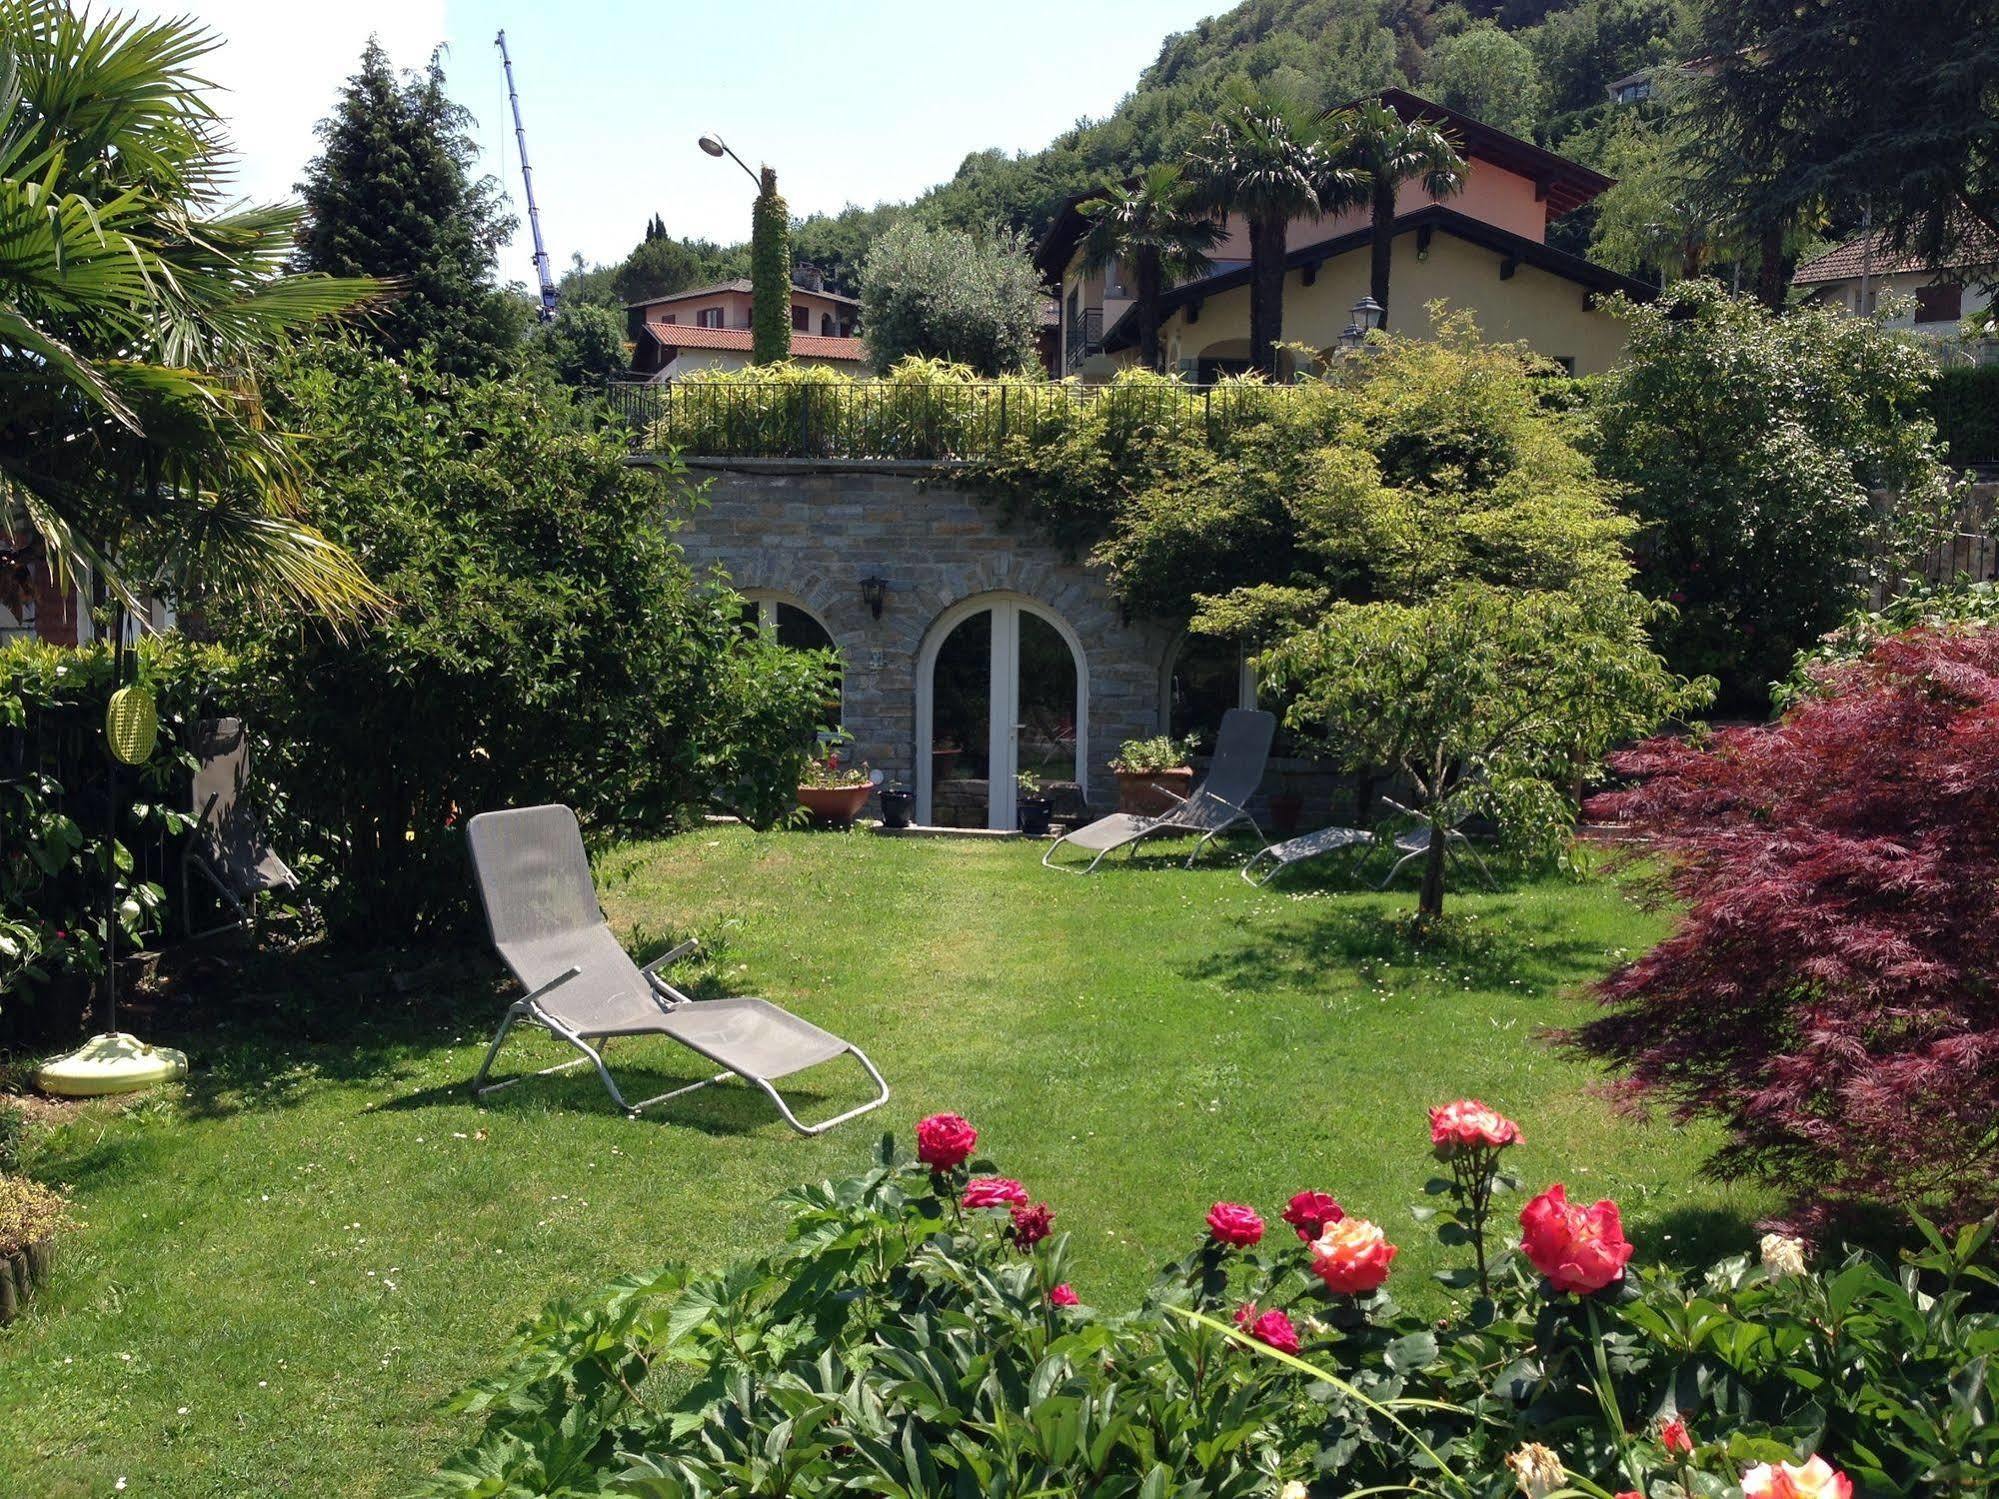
[1136,252,1164,373]
[1417,824,1449,925]
[1754,217,1791,311]
[1248,214,1287,377]
[1370,180,1397,327]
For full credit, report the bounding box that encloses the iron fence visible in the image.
[608,378,1304,463]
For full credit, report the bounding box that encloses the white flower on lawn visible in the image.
[1761,1232,1808,1280]
[1507,1442,1565,1499]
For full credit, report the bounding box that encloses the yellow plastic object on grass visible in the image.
[36,1032,188,1098]
[105,685,158,766]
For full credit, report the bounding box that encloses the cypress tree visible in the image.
[296,40,520,374]
[750,166,791,365]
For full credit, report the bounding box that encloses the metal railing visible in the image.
[1064,307,1104,369]
[611,378,1304,463]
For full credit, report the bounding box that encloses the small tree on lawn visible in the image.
[1251,581,1705,926]
[1571,626,1999,1231]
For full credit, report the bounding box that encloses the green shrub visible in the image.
[1,638,237,1021]
[1108,732,1201,772]
[1925,363,1999,469]
[0,1102,23,1175]
[213,340,836,940]
[429,1110,1999,1499]
[857,219,1044,375]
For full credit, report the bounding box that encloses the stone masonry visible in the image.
[664,460,1174,820]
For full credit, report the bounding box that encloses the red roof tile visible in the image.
[1793,226,1998,284]
[642,321,868,361]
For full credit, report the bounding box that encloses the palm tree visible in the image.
[1325,101,1467,330]
[1182,89,1360,377]
[1076,164,1224,374]
[0,0,385,628]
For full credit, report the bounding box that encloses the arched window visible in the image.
[739,592,842,723]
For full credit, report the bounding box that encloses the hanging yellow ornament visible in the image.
[105,683,158,765]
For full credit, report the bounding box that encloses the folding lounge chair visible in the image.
[465,804,888,1133]
[181,718,298,939]
[1240,824,1376,887]
[1043,708,1276,874]
[1376,814,1497,892]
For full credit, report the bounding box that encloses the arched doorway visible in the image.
[916,593,1086,830]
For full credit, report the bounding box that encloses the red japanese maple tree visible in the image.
[1572,628,1999,1230]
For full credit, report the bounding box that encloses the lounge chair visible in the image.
[1375,799,1496,891]
[1240,824,1375,887]
[465,804,888,1133]
[181,717,297,939]
[1043,708,1276,874]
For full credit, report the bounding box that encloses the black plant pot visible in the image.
[1017,796,1052,836]
[879,786,914,829]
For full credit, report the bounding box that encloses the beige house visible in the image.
[628,278,868,379]
[1793,230,1998,362]
[1035,89,1652,381]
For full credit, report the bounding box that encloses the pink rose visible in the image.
[1281,1190,1344,1242]
[1742,1457,1852,1499]
[1428,1098,1523,1155]
[1009,1201,1053,1247]
[1234,1303,1301,1355]
[1206,1202,1265,1248]
[1049,1283,1079,1307]
[1519,1184,1633,1295]
[915,1113,977,1170]
[963,1176,1028,1209]
[1309,1216,1397,1294]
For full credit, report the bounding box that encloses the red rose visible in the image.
[1519,1184,1634,1295]
[1308,1216,1397,1294]
[915,1113,977,1170]
[1049,1283,1079,1307]
[963,1176,1028,1208]
[1010,1201,1053,1247]
[1281,1190,1344,1242]
[1206,1202,1264,1248]
[1235,1303,1301,1355]
[1660,1417,1693,1456]
[1428,1098,1523,1155]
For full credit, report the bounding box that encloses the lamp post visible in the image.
[1337,296,1386,358]
[697,132,790,366]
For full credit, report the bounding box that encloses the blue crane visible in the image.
[495,29,557,320]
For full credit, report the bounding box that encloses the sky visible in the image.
[132,0,1228,290]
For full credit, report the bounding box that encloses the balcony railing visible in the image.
[1064,307,1104,369]
[609,378,1295,463]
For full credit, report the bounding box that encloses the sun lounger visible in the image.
[1239,824,1376,886]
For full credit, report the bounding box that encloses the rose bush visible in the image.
[428,1106,1999,1499]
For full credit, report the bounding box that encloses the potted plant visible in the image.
[796,744,875,827]
[1110,732,1200,815]
[878,781,914,830]
[1016,770,1052,836]
[0,1170,71,1326]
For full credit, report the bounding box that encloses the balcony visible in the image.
[1064,306,1103,369]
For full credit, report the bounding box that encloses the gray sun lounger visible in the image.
[181,718,297,939]
[1376,815,1497,892]
[466,804,888,1133]
[1044,708,1276,874]
[1240,825,1376,886]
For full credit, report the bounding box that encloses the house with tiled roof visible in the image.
[1793,229,1996,354]
[627,277,869,379]
[1034,88,1653,382]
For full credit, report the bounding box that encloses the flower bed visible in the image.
[431,1104,1996,1497]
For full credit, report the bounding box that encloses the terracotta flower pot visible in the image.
[797,783,872,827]
[1115,767,1194,816]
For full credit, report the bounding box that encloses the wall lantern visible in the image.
[860,576,888,619]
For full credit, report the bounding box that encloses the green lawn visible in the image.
[0,828,1764,1497]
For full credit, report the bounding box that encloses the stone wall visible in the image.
[664,460,1175,822]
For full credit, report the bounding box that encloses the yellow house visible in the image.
[1035,88,1653,380]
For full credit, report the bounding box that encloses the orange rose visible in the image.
[1309,1215,1398,1294]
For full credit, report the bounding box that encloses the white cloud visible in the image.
[126,0,449,206]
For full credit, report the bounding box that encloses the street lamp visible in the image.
[1337,321,1365,355]
[1352,295,1384,333]
[697,132,761,189]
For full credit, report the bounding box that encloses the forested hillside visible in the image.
[570,0,1699,306]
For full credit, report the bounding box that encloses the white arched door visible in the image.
[917,594,1087,830]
